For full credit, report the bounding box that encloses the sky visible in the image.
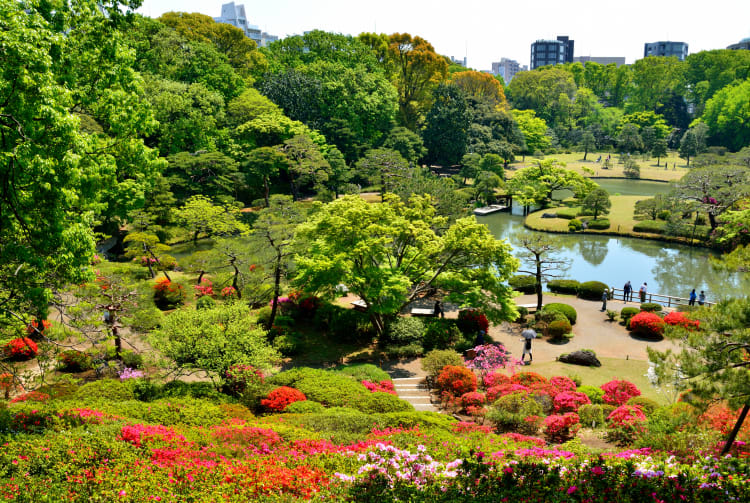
[137,0,750,70]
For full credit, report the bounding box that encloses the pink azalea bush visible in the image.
[553,391,591,413]
[606,404,648,445]
[544,412,581,443]
[361,380,397,395]
[601,379,641,406]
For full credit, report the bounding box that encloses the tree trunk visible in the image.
[230,257,242,300]
[656,157,660,167]
[193,230,200,244]
[583,149,588,161]
[263,175,270,207]
[535,254,543,311]
[197,270,205,285]
[266,251,283,331]
[708,212,718,230]
[721,403,750,455]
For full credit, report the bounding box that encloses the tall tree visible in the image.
[679,123,708,168]
[507,159,597,208]
[701,80,750,151]
[294,195,519,337]
[382,127,426,167]
[356,148,410,200]
[280,135,331,201]
[582,188,612,220]
[671,165,750,230]
[423,83,471,166]
[166,151,242,203]
[617,124,644,154]
[628,56,686,112]
[244,147,289,207]
[580,131,597,161]
[177,196,248,243]
[450,71,508,109]
[516,236,570,311]
[513,109,551,160]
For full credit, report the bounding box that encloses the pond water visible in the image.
[478,212,749,302]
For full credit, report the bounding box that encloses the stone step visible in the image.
[411,403,439,411]
[398,395,432,400]
[394,385,429,390]
[391,377,424,381]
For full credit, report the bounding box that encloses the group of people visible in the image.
[688,289,706,306]
[621,281,649,303]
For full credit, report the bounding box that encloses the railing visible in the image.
[609,288,714,308]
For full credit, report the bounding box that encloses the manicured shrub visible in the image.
[195,295,216,310]
[387,317,425,344]
[601,379,641,406]
[633,220,665,234]
[456,309,490,335]
[606,404,647,446]
[548,376,577,394]
[578,404,605,427]
[435,365,477,396]
[577,281,609,300]
[568,218,582,231]
[542,303,577,324]
[577,385,604,404]
[548,319,572,339]
[336,364,391,384]
[628,311,665,339]
[486,391,544,434]
[3,337,38,359]
[57,350,93,372]
[383,342,423,358]
[544,412,581,443]
[421,349,464,378]
[626,396,660,415]
[553,391,591,413]
[511,372,548,386]
[664,311,700,329]
[515,306,529,321]
[284,401,325,414]
[508,275,536,294]
[586,219,610,230]
[261,386,307,412]
[640,302,663,313]
[556,207,580,219]
[620,307,640,324]
[460,391,486,409]
[547,279,580,295]
[355,392,413,413]
[422,319,463,351]
[73,379,136,402]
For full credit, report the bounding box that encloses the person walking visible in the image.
[434,300,444,319]
[639,282,647,303]
[689,289,697,306]
[601,290,608,311]
[521,328,536,364]
[623,281,632,302]
[698,291,706,306]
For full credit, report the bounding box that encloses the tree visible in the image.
[580,131,597,161]
[582,188,612,220]
[450,71,508,109]
[150,303,281,382]
[507,159,597,208]
[671,165,750,230]
[294,195,519,338]
[634,194,667,221]
[473,171,503,205]
[617,124,644,154]
[391,169,469,221]
[479,153,505,180]
[244,147,289,207]
[513,110,550,159]
[652,137,669,167]
[251,196,306,330]
[508,68,577,126]
[356,148,410,200]
[648,298,750,454]
[516,236,570,311]
[460,153,482,185]
[623,158,641,179]
[166,151,242,203]
[280,135,331,201]
[628,56,686,112]
[679,124,708,168]
[324,147,354,198]
[123,232,175,280]
[423,83,471,166]
[177,195,248,243]
[382,127,426,167]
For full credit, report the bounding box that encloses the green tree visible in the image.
[635,194,667,221]
[423,83,471,166]
[507,159,596,208]
[582,188,612,220]
[280,135,331,201]
[459,153,482,185]
[356,148,410,200]
[479,153,505,179]
[580,131,597,161]
[150,303,281,381]
[516,236,570,311]
[685,49,750,116]
[701,80,750,151]
[244,147,289,207]
[623,158,641,179]
[382,126,426,167]
[473,171,503,205]
[617,124,644,154]
[324,147,354,198]
[652,137,669,167]
[508,68,577,125]
[177,196,248,243]
[671,165,750,230]
[628,56,686,113]
[166,151,243,203]
[294,195,519,337]
[123,231,175,280]
[513,109,550,159]
[679,123,708,168]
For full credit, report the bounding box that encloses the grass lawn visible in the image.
[528,357,669,405]
[509,151,688,182]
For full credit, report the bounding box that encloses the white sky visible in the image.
[137,0,750,70]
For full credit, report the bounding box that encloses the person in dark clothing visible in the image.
[623,281,632,302]
[689,289,697,306]
[698,291,706,306]
[434,301,444,318]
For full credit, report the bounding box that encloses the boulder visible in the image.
[559,350,601,367]
[541,212,558,219]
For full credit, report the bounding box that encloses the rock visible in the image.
[559,350,601,367]
[541,212,558,219]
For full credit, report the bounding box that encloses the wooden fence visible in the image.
[610,288,714,308]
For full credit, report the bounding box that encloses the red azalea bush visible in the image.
[460,391,486,409]
[456,309,489,335]
[10,390,50,403]
[0,373,17,399]
[628,311,665,338]
[297,295,321,318]
[361,380,397,395]
[224,364,265,396]
[483,371,511,388]
[486,383,530,402]
[221,286,238,298]
[261,386,307,411]
[153,277,186,309]
[553,391,591,413]
[601,379,641,406]
[194,278,214,297]
[451,421,494,434]
[25,319,51,336]
[544,412,581,443]
[120,424,185,447]
[511,372,548,386]
[606,404,647,446]
[3,337,38,359]
[663,311,700,330]
[435,365,477,396]
[548,376,578,394]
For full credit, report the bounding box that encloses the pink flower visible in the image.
[567,485,577,494]
[119,490,127,497]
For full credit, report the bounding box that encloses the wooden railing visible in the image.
[609,288,714,308]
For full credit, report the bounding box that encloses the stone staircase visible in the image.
[391,376,440,413]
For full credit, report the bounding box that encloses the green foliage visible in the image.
[71,380,136,402]
[587,219,611,230]
[423,83,471,166]
[639,303,662,313]
[150,303,281,377]
[555,207,581,220]
[626,396,660,415]
[568,219,583,231]
[335,364,391,384]
[701,79,750,151]
[547,279,580,295]
[486,392,544,434]
[508,275,537,294]
[387,317,426,345]
[421,349,464,378]
[577,386,605,404]
[422,319,463,352]
[284,401,326,414]
[507,159,597,208]
[577,281,609,300]
[620,307,641,324]
[578,403,605,427]
[623,158,641,179]
[633,220,665,234]
[582,188,612,220]
[383,343,424,359]
[541,303,577,324]
[548,319,573,340]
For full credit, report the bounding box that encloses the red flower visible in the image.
[629,312,665,338]
[435,365,477,396]
[664,311,700,330]
[261,386,307,411]
[601,379,641,406]
[3,337,38,359]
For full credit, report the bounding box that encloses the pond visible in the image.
[478,211,749,302]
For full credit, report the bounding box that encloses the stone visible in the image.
[541,212,558,219]
[559,350,601,367]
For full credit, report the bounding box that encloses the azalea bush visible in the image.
[628,311,665,339]
[663,311,700,330]
[601,379,641,406]
[544,412,581,443]
[464,344,518,374]
[261,386,307,411]
[435,365,477,396]
[553,391,591,413]
[3,337,38,359]
[152,276,186,309]
[456,309,489,335]
[606,404,648,446]
[361,380,396,395]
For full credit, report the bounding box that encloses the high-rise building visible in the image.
[643,41,688,60]
[530,36,574,69]
[214,2,277,48]
[491,58,527,82]
[727,37,750,50]
[573,56,626,67]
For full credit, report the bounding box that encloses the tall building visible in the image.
[491,58,527,82]
[643,41,688,60]
[530,35,574,69]
[573,56,626,67]
[214,2,277,48]
[727,37,750,50]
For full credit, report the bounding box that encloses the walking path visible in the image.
[381,358,440,413]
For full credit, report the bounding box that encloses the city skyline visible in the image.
[137,0,750,70]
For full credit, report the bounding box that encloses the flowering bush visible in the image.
[118,367,144,381]
[663,311,700,330]
[3,337,38,359]
[511,372,548,386]
[361,380,397,395]
[25,319,51,336]
[460,391,486,410]
[224,364,265,397]
[606,404,648,445]
[297,295,321,317]
[486,383,530,402]
[553,391,591,413]
[435,365,477,396]
[456,309,489,335]
[544,412,581,443]
[628,311,665,338]
[465,344,518,373]
[153,277,186,309]
[548,376,578,394]
[451,421,494,434]
[0,373,18,399]
[9,390,50,403]
[483,370,511,388]
[57,350,93,372]
[261,386,307,411]
[601,379,641,406]
[221,286,237,298]
[194,278,214,297]
[120,424,185,447]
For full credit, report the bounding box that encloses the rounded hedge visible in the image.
[633,220,665,234]
[640,303,663,313]
[547,279,580,295]
[628,312,665,339]
[568,219,582,231]
[548,319,573,339]
[577,281,609,300]
[387,317,425,344]
[556,207,580,220]
[542,303,577,324]
[284,400,326,414]
[508,275,536,294]
[620,307,640,323]
[421,349,464,377]
[627,396,659,415]
[587,219,610,230]
[577,385,604,404]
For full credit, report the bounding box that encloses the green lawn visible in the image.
[509,151,688,182]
